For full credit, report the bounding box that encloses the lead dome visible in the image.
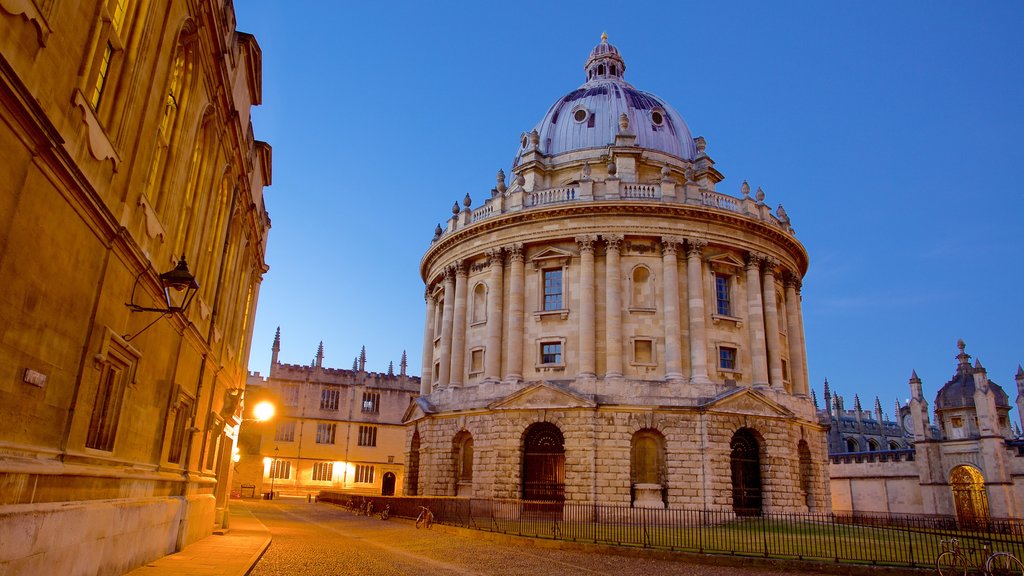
[512,34,697,167]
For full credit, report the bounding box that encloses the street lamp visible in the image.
[252,400,275,422]
[123,255,200,341]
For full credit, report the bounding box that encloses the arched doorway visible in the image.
[521,422,564,501]
[381,472,396,496]
[950,465,989,529]
[730,428,762,516]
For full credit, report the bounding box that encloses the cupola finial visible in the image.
[601,31,608,43]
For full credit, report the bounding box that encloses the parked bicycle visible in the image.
[365,501,374,517]
[936,538,1024,576]
[415,506,434,529]
[379,503,390,520]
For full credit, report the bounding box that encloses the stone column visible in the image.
[685,239,710,384]
[793,277,810,393]
[576,236,597,379]
[484,248,504,382]
[437,267,456,387]
[449,261,468,387]
[661,236,684,382]
[603,234,623,379]
[505,244,525,382]
[761,258,784,390]
[420,288,435,395]
[784,273,807,396]
[745,252,769,387]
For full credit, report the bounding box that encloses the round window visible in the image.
[573,108,588,123]
[651,110,664,126]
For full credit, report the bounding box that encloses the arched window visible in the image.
[950,465,989,529]
[631,429,666,507]
[630,266,653,309]
[867,439,880,451]
[407,431,421,496]
[522,422,564,502]
[889,440,901,450]
[472,283,487,324]
[453,431,474,482]
[798,440,813,509]
[846,437,859,452]
[730,428,762,516]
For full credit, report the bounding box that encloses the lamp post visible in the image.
[269,446,279,500]
[123,255,200,341]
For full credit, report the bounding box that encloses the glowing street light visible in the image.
[252,400,275,422]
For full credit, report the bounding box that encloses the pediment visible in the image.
[531,247,573,269]
[706,252,745,269]
[703,387,795,418]
[402,396,436,423]
[488,381,596,410]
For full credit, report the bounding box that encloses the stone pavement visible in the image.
[125,502,270,576]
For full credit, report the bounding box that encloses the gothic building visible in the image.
[404,36,829,514]
[828,340,1024,522]
[237,331,420,499]
[819,382,914,455]
[0,1,270,573]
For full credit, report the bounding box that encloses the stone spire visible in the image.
[271,326,281,365]
[315,341,324,368]
[352,357,358,371]
[359,346,367,372]
[811,388,819,409]
[823,379,832,417]
[874,396,883,423]
[400,350,408,376]
[388,361,394,377]
[908,369,931,441]
[1016,365,1024,434]
[955,338,971,371]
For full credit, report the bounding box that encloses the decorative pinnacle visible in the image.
[601,31,608,43]
[755,186,766,203]
[463,193,472,210]
[272,326,281,351]
[1017,365,1024,381]
[910,369,920,382]
[388,361,394,376]
[741,181,750,197]
[451,201,460,215]
[956,339,971,367]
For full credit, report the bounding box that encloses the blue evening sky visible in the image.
[238,2,1023,419]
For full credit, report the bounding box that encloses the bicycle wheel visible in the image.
[987,552,1024,576]
[415,514,425,529]
[936,552,967,576]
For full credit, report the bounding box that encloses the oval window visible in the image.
[573,109,588,123]
[651,110,664,125]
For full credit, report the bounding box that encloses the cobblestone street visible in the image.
[246,500,838,576]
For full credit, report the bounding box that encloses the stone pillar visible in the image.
[685,239,710,384]
[484,248,504,382]
[745,252,769,387]
[437,267,456,387]
[661,236,684,382]
[603,234,623,379]
[761,258,784,390]
[420,288,435,395]
[576,236,597,379]
[505,244,525,382]
[449,261,468,387]
[784,273,807,396]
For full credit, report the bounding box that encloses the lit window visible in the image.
[312,462,333,482]
[110,0,129,35]
[715,274,731,316]
[320,386,340,410]
[316,423,337,444]
[90,42,114,109]
[543,269,562,310]
[269,460,290,479]
[355,464,375,484]
[361,392,380,413]
[719,346,737,371]
[358,425,377,447]
[541,341,563,365]
[274,420,295,442]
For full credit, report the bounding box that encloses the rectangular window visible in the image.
[282,384,299,407]
[204,427,222,471]
[86,353,132,452]
[541,341,563,365]
[167,396,193,464]
[715,274,731,316]
[781,358,790,381]
[320,386,340,410]
[316,422,337,444]
[470,349,484,374]
[270,460,290,479]
[543,269,563,310]
[311,461,333,482]
[274,420,296,442]
[361,392,380,413]
[89,42,113,109]
[354,464,375,484]
[358,425,378,447]
[633,339,654,364]
[719,346,737,371]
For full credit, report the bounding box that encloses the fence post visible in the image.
[831,514,839,562]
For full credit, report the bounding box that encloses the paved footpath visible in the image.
[245,500,895,576]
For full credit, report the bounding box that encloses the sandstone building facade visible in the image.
[237,332,420,498]
[405,36,829,514]
[828,341,1024,522]
[0,1,270,573]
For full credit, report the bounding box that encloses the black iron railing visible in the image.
[317,492,1024,568]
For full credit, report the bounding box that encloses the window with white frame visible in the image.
[358,425,377,447]
[316,422,337,444]
[269,459,290,479]
[540,341,563,365]
[311,461,333,482]
[543,269,563,310]
[719,346,738,371]
[714,273,732,316]
[320,386,340,410]
[361,392,380,414]
[355,464,375,484]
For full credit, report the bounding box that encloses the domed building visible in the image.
[404,35,829,514]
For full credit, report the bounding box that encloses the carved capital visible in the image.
[761,257,780,275]
[745,251,764,271]
[685,238,706,258]
[660,236,684,256]
[575,235,596,254]
[453,260,468,278]
[443,265,456,283]
[603,233,623,252]
[485,247,504,267]
[507,243,524,263]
